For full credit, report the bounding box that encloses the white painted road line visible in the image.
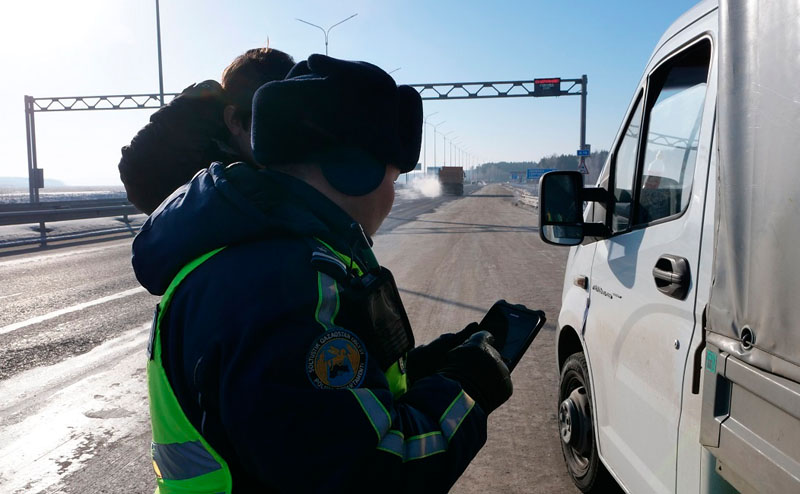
[0,322,151,494]
[0,292,22,300]
[0,286,148,336]
[0,242,130,269]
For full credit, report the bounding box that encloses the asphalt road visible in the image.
[0,184,577,493]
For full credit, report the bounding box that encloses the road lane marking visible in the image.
[0,322,151,493]
[0,292,22,300]
[0,287,148,336]
[0,242,131,269]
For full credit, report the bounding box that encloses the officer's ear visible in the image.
[223,105,247,137]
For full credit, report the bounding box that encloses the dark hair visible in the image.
[222,48,295,130]
[118,48,295,215]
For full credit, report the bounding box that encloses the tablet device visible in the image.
[480,300,546,371]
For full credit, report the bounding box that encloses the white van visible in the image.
[539,1,800,493]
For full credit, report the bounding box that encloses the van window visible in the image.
[611,95,644,232]
[636,40,710,224]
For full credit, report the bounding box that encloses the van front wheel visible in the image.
[558,352,617,492]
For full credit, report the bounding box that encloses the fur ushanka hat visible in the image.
[251,54,423,196]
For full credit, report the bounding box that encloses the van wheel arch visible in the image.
[558,325,584,371]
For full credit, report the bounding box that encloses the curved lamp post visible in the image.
[432,121,447,174]
[423,112,439,175]
[296,13,358,55]
[441,131,453,166]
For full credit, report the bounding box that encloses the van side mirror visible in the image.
[539,171,610,246]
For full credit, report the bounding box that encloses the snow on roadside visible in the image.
[0,323,150,494]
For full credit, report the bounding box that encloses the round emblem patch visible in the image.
[306,329,368,389]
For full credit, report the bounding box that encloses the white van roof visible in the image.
[649,0,718,68]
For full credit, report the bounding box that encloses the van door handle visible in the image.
[652,255,690,300]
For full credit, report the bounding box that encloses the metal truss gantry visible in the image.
[408,77,588,175]
[24,76,588,202]
[23,93,178,202]
[410,78,585,100]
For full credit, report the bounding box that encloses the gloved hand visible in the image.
[406,322,482,384]
[438,331,513,414]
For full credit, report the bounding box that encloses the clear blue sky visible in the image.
[0,0,700,186]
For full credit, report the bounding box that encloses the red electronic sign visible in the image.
[534,78,561,96]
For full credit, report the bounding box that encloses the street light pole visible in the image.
[423,112,438,176]
[432,121,446,173]
[155,0,165,106]
[442,131,453,166]
[450,138,460,168]
[296,13,358,56]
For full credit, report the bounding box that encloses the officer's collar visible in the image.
[226,163,376,268]
[279,173,379,272]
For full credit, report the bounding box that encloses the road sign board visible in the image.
[511,172,519,180]
[527,168,556,180]
[534,78,561,97]
[577,157,589,174]
[577,149,590,156]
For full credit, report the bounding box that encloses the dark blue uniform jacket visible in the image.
[132,162,488,493]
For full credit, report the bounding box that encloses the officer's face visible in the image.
[360,165,400,236]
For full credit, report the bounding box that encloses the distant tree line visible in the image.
[474,150,608,185]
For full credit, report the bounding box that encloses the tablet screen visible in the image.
[481,301,546,371]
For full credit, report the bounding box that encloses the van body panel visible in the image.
[701,347,800,493]
[700,0,800,491]
[578,9,717,494]
[557,2,800,493]
[676,105,717,494]
[708,0,800,386]
[556,243,596,349]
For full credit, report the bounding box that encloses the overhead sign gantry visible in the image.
[23,75,589,202]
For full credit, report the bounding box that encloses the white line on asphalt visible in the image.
[0,292,22,300]
[0,242,130,269]
[0,286,148,336]
[0,322,151,493]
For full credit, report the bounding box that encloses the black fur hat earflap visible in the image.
[251,54,422,195]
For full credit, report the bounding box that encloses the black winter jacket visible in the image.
[132,162,488,493]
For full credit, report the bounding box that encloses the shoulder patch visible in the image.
[306,329,368,389]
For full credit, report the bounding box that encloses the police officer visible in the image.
[133,54,513,493]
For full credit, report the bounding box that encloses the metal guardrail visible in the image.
[0,198,131,212]
[0,199,141,227]
[502,185,539,209]
[0,199,144,247]
[0,224,144,249]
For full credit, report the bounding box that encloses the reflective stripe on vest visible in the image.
[439,390,476,441]
[148,247,232,494]
[315,272,339,331]
[372,390,475,462]
[377,430,448,462]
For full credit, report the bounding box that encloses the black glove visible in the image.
[406,322,482,384]
[438,331,513,414]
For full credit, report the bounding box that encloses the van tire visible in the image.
[558,352,618,492]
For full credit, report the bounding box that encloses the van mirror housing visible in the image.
[539,171,609,246]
